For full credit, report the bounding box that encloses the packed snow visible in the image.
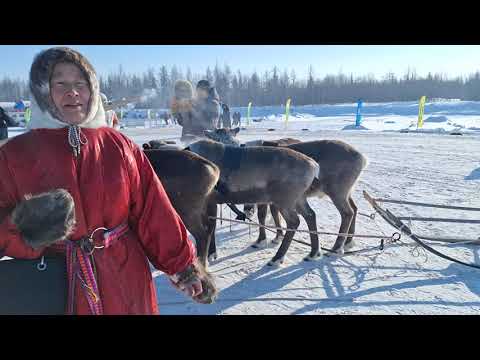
[4,100,480,314]
[127,124,480,315]
[121,100,480,315]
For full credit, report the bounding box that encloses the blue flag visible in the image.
[355,99,363,127]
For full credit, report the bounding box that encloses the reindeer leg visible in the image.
[206,200,218,263]
[296,198,322,261]
[252,204,268,249]
[243,204,255,219]
[189,221,210,268]
[344,197,358,251]
[328,192,355,256]
[270,204,284,245]
[268,207,300,267]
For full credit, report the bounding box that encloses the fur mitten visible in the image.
[170,259,218,304]
[11,189,76,249]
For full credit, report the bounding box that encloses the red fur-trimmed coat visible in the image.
[0,127,196,314]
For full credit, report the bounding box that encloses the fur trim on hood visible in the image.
[28,47,107,130]
[174,79,194,100]
[171,80,194,115]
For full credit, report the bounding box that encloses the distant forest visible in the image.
[2,64,480,107]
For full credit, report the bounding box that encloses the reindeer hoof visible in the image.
[267,258,284,267]
[208,252,218,262]
[344,240,356,251]
[325,248,345,258]
[252,239,268,249]
[271,238,282,245]
[245,210,255,219]
[303,251,323,262]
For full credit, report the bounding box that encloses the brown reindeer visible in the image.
[186,138,321,266]
[241,137,302,240]
[204,128,368,255]
[142,142,220,267]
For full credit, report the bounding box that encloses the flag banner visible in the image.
[247,102,252,126]
[417,96,426,129]
[285,98,291,129]
[355,99,363,127]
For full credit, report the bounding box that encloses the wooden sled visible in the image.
[363,190,480,269]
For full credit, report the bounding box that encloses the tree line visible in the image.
[2,64,480,107]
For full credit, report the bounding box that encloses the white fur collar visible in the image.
[27,95,108,130]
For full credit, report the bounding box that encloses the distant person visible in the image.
[232,111,241,127]
[161,112,170,125]
[171,80,194,140]
[220,103,232,129]
[171,79,220,141]
[195,80,221,129]
[0,106,17,140]
[169,112,177,125]
[101,93,120,129]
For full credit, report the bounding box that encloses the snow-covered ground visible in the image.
[5,100,480,314]
[122,122,480,315]
[232,99,480,134]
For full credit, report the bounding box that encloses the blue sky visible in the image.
[1,45,480,80]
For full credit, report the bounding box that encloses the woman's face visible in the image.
[50,62,91,125]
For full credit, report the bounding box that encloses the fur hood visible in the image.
[28,47,107,130]
[171,80,194,115]
[174,79,194,100]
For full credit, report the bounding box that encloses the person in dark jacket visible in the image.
[0,106,17,140]
[232,111,242,127]
[193,80,221,129]
[220,103,232,129]
[196,82,231,129]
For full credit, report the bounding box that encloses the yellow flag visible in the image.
[285,98,291,129]
[24,107,32,124]
[417,96,426,129]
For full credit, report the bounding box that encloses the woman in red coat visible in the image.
[0,47,217,314]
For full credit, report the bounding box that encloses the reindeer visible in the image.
[142,141,220,267]
[204,128,368,255]
[244,138,301,147]
[185,138,321,266]
[241,137,302,237]
[145,139,181,150]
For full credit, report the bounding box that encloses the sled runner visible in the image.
[363,191,480,269]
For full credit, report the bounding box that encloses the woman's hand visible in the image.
[169,259,218,304]
[170,276,203,298]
